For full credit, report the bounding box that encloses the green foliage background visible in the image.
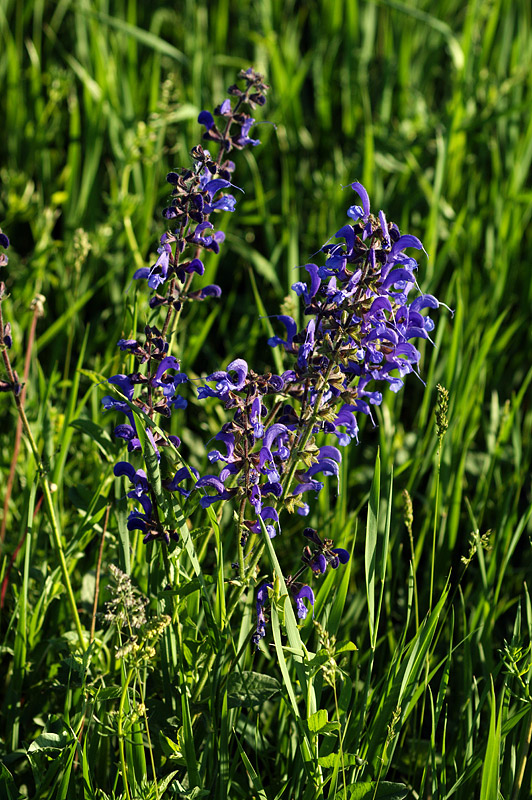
[1,0,531,798]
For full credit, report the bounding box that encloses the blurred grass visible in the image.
[1,0,532,797]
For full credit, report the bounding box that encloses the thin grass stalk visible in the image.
[511,708,532,800]
[90,504,110,643]
[1,294,44,543]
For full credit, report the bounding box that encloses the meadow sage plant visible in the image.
[101,68,443,647]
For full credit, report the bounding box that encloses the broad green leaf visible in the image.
[307,709,329,733]
[227,671,281,708]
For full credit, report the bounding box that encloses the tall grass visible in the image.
[1,0,531,797]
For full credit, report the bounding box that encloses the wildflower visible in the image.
[197,358,248,400]
[113,462,149,498]
[165,465,199,498]
[302,528,350,574]
[0,231,8,268]
[127,493,178,545]
[195,475,236,508]
[104,564,148,630]
[292,584,315,620]
[252,582,272,645]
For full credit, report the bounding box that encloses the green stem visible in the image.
[281,336,343,500]
[429,444,442,613]
[118,667,134,800]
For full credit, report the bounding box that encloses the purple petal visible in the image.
[332,548,350,565]
[382,268,416,291]
[335,224,355,253]
[196,475,226,493]
[410,294,439,312]
[390,235,424,257]
[198,110,215,130]
[199,285,222,299]
[295,585,315,620]
[379,210,391,247]
[350,182,371,220]
[152,356,181,384]
[185,258,204,275]
[113,462,136,481]
[108,374,135,400]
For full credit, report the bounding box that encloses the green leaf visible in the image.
[234,733,269,800]
[229,235,282,290]
[89,686,124,700]
[365,451,380,646]
[227,671,281,708]
[335,641,358,656]
[334,781,408,799]
[0,764,18,800]
[480,678,502,800]
[307,709,329,733]
[28,730,70,753]
[318,753,365,768]
[69,417,115,460]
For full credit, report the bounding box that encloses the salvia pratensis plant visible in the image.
[0,64,445,666]
[95,68,446,648]
[0,66,449,798]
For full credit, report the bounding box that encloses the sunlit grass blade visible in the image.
[365,450,380,648]
[479,678,502,800]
